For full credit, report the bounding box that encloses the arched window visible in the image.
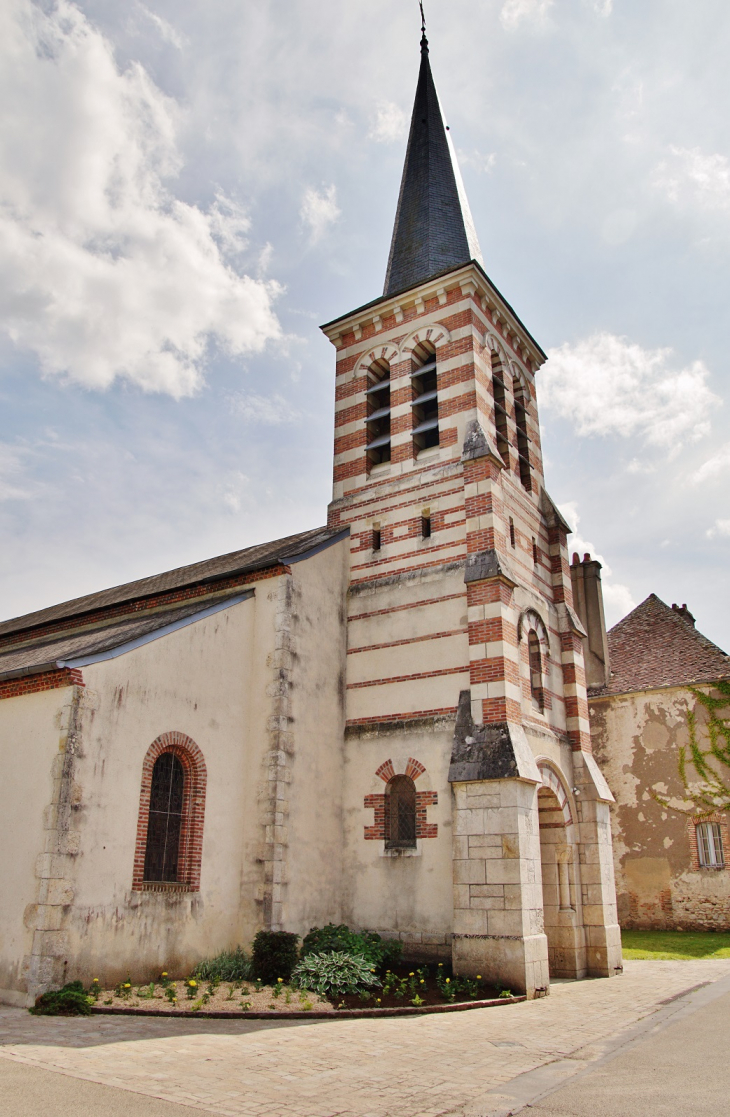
[133,732,207,891]
[365,357,391,466]
[144,752,185,882]
[411,343,439,455]
[528,630,544,712]
[385,774,417,849]
[490,351,510,468]
[513,378,532,491]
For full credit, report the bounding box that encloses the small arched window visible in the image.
[385,774,417,849]
[528,630,544,712]
[144,752,185,882]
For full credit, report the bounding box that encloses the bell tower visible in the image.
[321,29,621,997]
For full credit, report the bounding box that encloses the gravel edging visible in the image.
[92,994,525,1021]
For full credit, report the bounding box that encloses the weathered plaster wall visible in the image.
[0,688,67,1004]
[591,686,730,930]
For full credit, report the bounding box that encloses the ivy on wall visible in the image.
[654,680,730,818]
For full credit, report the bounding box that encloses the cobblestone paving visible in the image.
[1,960,729,1117]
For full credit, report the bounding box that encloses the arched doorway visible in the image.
[538,766,587,979]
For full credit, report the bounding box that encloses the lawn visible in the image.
[622,930,730,960]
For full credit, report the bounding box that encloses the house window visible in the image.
[144,752,184,882]
[491,353,510,468]
[365,358,391,467]
[528,631,544,712]
[133,731,207,892]
[697,822,725,868]
[411,345,439,454]
[513,379,532,491]
[385,774,417,849]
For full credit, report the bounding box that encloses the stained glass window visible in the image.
[386,775,417,849]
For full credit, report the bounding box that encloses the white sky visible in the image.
[1,0,729,647]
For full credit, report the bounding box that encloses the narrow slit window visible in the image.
[514,380,532,491]
[372,527,381,551]
[421,513,432,539]
[697,822,725,868]
[144,752,185,883]
[532,537,538,564]
[385,775,417,849]
[509,518,516,548]
[365,358,391,467]
[491,354,511,468]
[528,631,544,712]
[411,345,439,455]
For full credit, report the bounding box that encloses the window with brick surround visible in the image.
[385,775,417,849]
[491,352,510,468]
[365,357,391,467]
[697,821,725,868]
[528,630,544,712]
[513,379,532,491]
[411,343,439,454]
[133,732,207,892]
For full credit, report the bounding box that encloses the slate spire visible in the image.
[383,32,483,297]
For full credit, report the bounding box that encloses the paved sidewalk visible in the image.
[1,960,729,1117]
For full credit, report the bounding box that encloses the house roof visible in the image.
[383,34,483,297]
[592,593,730,698]
[0,524,345,643]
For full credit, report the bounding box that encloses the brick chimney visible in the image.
[671,603,696,627]
[570,553,610,689]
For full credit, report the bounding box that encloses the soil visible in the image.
[332,962,503,1011]
[92,980,334,1015]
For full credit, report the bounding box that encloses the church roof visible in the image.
[0,524,344,644]
[592,593,730,698]
[383,35,483,297]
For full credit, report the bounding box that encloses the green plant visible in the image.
[115,979,133,999]
[271,978,284,998]
[251,931,299,985]
[301,924,402,970]
[88,978,100,1001]
[30,981,93,1016]
[240,1000,252,1011]
[164,986,177,1005]
[291,951,381,999]
[499,989,513,998]
[160,971,170,987]
[186,979,198,999]
[137,982,156,1000]
[652,683,730,817]
[193,947,251,983]
[411,994,425,1007]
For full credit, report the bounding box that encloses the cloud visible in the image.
[228,392,301,425]
[369,102,407,144]
[0,444,36,501]
[541,333,719,450]
[458,149,497,175]
[300,184,341,242]
[0,0,281,398]
[136,3,186,51]
[560,500,635,629]
[707,519,730,540]
[500,0,554,30]
[693,443,730,483]
[587,0,613,15]
[655,147,730,212]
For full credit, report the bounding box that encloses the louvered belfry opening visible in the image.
[385,774,417,849]
[144,752,185,882]
[365,357,392,467]
[411,343,439,454]
[528,631,544,712]
[491,352,511,468]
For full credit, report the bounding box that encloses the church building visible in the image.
[0,32,621,1007]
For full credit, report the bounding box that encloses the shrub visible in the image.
[193,946,252,982]
[251,930,299,984]
[301,924,402,970]
[291,952,381,999]
[30,981,92,1016]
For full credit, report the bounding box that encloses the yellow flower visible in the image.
[188,980,197,987]
[277,978,283,983]
[445,978,450,984]
[161,972,168,977]
[477,975,482,980]
[420,979,425,985]
[376,998,381,1004]
[92,978,99,983]
[409,972,414,977]
[438,963,443,967]
[124,983,131,988]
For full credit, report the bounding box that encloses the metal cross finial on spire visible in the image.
[419,0,428,50]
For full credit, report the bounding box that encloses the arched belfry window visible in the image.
[385,774,417,849]
[144,752,185,882]
[411,343,439,454]
[133,732,207,892]
[365,357,391,467]
[528,630,544,711]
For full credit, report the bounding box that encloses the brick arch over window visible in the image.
[354,343,399,376]
[364,757,437,841]
[398,324,451,359]
[519,609,551,711]
[132,731,207,892]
